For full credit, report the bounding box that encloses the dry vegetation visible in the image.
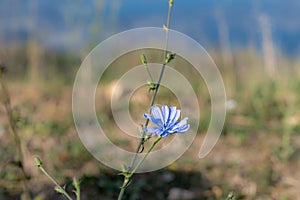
[0,47,300,200]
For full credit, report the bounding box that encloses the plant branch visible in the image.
[0,63,31,199]
[129,0,174,170]
[34,157,73,200]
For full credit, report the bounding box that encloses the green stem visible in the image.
[129,0,173,170]
[35,157,73,200]
[117,178,130,200]
[76,188,80,200]
[130,136,162,175]
[73,178,80,200]
[141,54,155,84]
[118,1,174,199]
[117,136,162,200]
[145,66,154,84]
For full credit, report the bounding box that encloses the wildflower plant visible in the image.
[34,1,191,199]
[35,0,227,198]
[116,1,191,198]
[144,105,190,138]
[118,106,190,199]
[34,157,80,200]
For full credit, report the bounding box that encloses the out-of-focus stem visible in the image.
[0,63,31,199]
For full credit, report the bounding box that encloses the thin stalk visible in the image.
[76,188,80,200]
[73,178,80,200]
[118,136,162,200]
[0,66,31,198]
[35,157,73,200]
[141,54,155,84]
[130,136,162,175]
[118,2,174,199]
[129,0,174,169]
[75,189,80,200]
[145,65,154,84]
[117,178,130,200]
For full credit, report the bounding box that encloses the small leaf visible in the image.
[225,192,235,200]
[73,177,80,190]
[34,157,43,168]
[54,186,65,194]
[140,54,147,65]
[121,164,127,173]
[147,81,156,91]
[165,53,176,63]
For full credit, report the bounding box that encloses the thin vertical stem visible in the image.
[129,0,174,169]
[73,178,80,200]
[0,65,31,198]
[141,54,155,84]
[130,136,162,175]
[117,178,130,200]
[118,1,174,200]
[118,136,162,200]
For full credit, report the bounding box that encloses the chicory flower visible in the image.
[144,105,190,137]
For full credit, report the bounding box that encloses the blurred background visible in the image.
[0,0,300,199]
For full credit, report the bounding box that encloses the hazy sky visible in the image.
[0,0,299,56]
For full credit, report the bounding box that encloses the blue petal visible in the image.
[144,113,163,127]
[151,106,164,124]
[167,107,180,127]
[166,106,175,124]
[144,105,189,137]
[161,105,169,125]
[171,117,189,131]
[161,131,170,137]
[144,127,163,135]
[176,124,190,133]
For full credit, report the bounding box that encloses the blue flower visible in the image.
[143,105,190,137]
